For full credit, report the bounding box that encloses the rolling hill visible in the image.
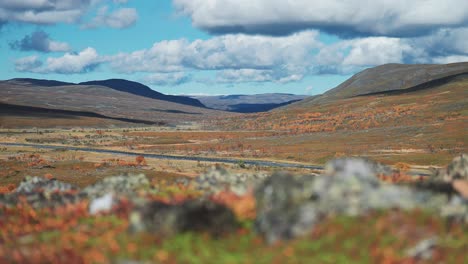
[0,79,227,128]
[294,62,468,106]
[79,79,206,108]
[0,102,162,128]
[191,93,307,113]
[8,78,206,108]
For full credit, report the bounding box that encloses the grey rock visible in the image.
[447,154,468,180]
[255,172,318,244]
[0,174,150,209]
[440,196,468,224]
[433,154,468,182]
[89,193,114,215]
[317,158,447,215]
[325,157,393,179]
[81,174,150,199]
[406,237,438,260]
[0,191,85,209]
[15,176,77,194]
[0,176,83,209]
[255,158,449,243]
[194,165,268,195]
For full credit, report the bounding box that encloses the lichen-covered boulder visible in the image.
[81,174,150,199]
[432,154,468,182]
[0,191,84,209]
[447,154,468,180]
[254,172,318,244]
[16,176,78,194]
[325,157,393,179]
[315,158,434,216]
[440,196,468,224]
[194,165,268,195]
[89,193,114,215]
[254,158,450,243]
[0,176,83,209]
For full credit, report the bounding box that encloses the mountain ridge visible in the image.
[0,79,227,127]
[326,62,468,98]
[79,79,206,108]
[289,62,468,108]
[6,78,206,108]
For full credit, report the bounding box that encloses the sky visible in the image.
[1,1,468,96]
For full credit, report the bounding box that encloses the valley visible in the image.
[2,1,468,262]
[1,63,467,263]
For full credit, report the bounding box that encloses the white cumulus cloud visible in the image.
[144,72,191,86]
[342,37,412,66]
[0,0,137,28]
[173,0,468,37]
[14,55,43,72]
[9,30,71,53]
[108,31,321,83]
[0,0,92,25]
[16,47,102,74]
[83,6,137,29]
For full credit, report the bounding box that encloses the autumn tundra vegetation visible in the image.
[0,64,467,263]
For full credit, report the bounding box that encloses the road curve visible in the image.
[0,142,323,170]
[0,142,433,176]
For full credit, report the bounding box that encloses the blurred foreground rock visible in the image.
[406,237,438,260]
[16,176,78,194]
[432,154,468,182]
[129,199,238,236]
[0,176,83,209]
[255,157,467,243]
[0,174,149,209]
[82,174,150,199]
[1,155,466,242]
[255,172,317,243]
[194,165,268,195]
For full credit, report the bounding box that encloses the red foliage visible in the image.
[135,155,147,166]
[210,191,256,220]
[0,184,16,194]
[377,172,422,183]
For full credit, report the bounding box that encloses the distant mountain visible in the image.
[79,79,205,108]
[191,93,307,113]
[295,62,468,106]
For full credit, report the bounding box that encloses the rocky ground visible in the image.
[0,155,467,263]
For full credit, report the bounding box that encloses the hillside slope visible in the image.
[7,78,206,108]
[0,80,227,128]
[10,78,74,87]
[0,102,161,128]
[295,62,468,107]
[80,79,206,108]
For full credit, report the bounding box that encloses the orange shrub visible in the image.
[394,162,411,172]
[0,184,16,194]
[136,155,147,166]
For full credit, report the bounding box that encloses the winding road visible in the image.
[0,142,433,176]
[0,142,323,170]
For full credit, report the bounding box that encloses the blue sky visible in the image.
[1,1,468,95]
